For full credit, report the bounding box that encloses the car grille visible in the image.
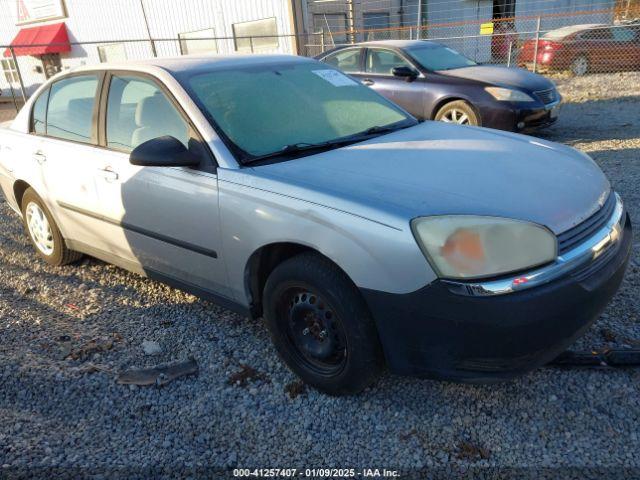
[535,88,558,105]
[557,192,616,256]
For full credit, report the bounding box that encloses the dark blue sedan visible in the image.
[317,40,561,132]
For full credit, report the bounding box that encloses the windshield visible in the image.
[183,61,413,162]
[406,44,477,71]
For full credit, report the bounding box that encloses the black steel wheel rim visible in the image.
[277,287,347,376]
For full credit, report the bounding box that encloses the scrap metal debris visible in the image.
[117,357,198,387]
[284,380,306,399]
[550,348,640,367]
[227,364,268,387]
[456,441,491,461]
[64,333,122,361]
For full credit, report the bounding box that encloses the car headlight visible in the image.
[485,87,535,102]
[411,216,557,279]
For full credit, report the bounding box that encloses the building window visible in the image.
[179,28,218,55]
[1,58,19,83]
[313,13,349,45]
[233,17,279,52]
[97,43,127,63]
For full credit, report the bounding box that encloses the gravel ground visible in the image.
[1,72,639,478]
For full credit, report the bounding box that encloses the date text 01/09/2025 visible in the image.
[232,468,401,477]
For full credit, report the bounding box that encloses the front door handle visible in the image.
[98,168,119,182]
[33,151,47,164]
[362,78,375,86]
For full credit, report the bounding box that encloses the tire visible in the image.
[21,188,82,266]
[434,100,480,126]
[263,252,384,396]
[571,55,589,76]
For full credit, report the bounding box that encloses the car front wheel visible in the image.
[21,188,82,266]
[434,100,480,126]
[263,253,384,396]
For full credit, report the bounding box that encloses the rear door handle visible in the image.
[98,168,119,182]
[33,151,47,164]
[362,78,375,86]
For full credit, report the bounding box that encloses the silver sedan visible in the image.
[0,55,631,395]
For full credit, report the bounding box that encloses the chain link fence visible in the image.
[1,5,639,116]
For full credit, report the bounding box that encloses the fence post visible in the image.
[320,31,325,53]
[507,41,513,67]
[8,81,19,112]
[9,47,27,104]
[532,16,541,73]
[416,0,422,40]
[249,36,254,53]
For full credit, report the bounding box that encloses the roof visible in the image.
[69,53,313,75]
[357,39,441,49]
[3,22,70,58]
[542,24,606,39]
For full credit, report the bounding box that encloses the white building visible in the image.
[0,0,301,97]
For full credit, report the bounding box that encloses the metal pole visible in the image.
[320,31,325,53]
[8,80,18,112]
[249,36,254,53]
[139,0,157,57]
[348,0,356,44]
[507,40,513,67]
[416,0,423,40]
[9,47,27,103]
[532,16,541,73]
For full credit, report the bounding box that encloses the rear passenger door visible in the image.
[362,48,427,119]
[91,72,229,296]
[33,73,110,250]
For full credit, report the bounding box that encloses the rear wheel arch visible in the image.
[244,242,362,319]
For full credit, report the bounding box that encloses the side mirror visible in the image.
[392,66,419,80]
[129,136,201,167]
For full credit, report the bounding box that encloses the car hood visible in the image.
[254,122,610,235]
[438,65,554,91]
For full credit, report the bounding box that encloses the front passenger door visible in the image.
[92,73,230,297]
[363,48,427,119]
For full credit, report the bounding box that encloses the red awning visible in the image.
[4,22,71,58]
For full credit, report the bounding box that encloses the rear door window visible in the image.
[322,48,363,73]
[46,75,99,143]
[105,75,190,152]
[366,48,412,75]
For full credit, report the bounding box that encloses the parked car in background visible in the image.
[317,40,561,132]
[519,23,640,76]
[0,55,631,395]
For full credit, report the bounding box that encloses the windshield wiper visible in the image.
[243,123,414,165]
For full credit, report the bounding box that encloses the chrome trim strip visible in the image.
[445,194,624,297]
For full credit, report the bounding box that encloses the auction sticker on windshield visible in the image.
[312,69,358,87]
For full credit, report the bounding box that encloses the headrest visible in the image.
[135,93,174,127]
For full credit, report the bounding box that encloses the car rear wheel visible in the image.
[434,100,480,126]
[21,188,82,266]
[263,252,384,396]
[571,55,589,76]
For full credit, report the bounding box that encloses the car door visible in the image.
[33,73,111,250]
[610,26,640,70]
[92,71,229,296]
[362,47,427,119]
[581,28,614,71]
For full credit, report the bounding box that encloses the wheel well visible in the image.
[244,243,330,319]
[431,97,481,124]
[12,180,30,209]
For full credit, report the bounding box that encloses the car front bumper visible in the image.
[360,213,632,383]
[478,100,560,132]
